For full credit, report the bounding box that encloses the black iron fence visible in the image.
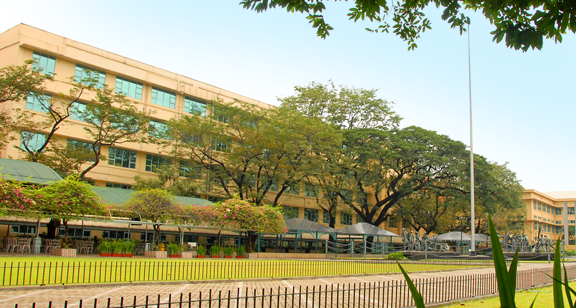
[10,264,576,308]
[0,258,491,287]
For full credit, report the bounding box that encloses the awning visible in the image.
[284,218,341,234]
[91,186,213,206]
[430,231,472,242]
[339,222,399,237]
[0,158,62,184]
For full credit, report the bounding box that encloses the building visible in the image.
[1,24,399,248]
[523,190,576,244]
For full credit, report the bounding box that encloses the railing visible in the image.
[10,264,576,308]
[0,258,490,287]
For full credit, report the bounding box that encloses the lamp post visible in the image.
[467,22,476,257]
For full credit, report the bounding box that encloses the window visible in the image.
[534,215,537,219]
[304,183,318,197]
[533,223,538,230]
[570,220,576,224]
[149,120,170,139]
[20,132,46,152]
[556,221,562,224]
[547,225,551,232]
[102,230,128,239]
[108,147,137,169]
[32,52,56,76]
[106,182,132,189]
[11,225,36,234]
[213,104,229,123]
[184,97,207,116]
[556,208,562,215]
[67,139,96,161]
[74,64,106,88]
[356,215,364,223]
[60,227,91,238]
[569,207,575,215]
[538,203,542,211]
[26,93,51,112]
[323,210,331,224]
[389,218,396,228]
[533,201,537,209]
[151,87,176,109]
[145,154,171,172]
[179,160,202,179]
[283,206,299,220]
[547,205,551,214]
[340,189,353,201]
[70,102,88,121]
[304,208,319,222]
[212,139,229,152]
[115,76,143,99]
[261,176,278,191]
[284,182,299,195]
[140,232,154,242]
[557,226,563,234]
[340,213,352,225]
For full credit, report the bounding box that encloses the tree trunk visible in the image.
[153,224,161,248]
[46,219,61,239]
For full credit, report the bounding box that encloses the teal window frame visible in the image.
[108,147,137,169]
[74,64,106,88]
[340,213,352,225]
[322,210,331,224]
[20,132,46,152]
[184,97,207,117]
[283,206,299,220]
[212,139,229,152]
[70,102,88,121]
[284,182,299,195]
[145,154,171,172]
[179,160,202,179]
[26,93,51,112]
[151,87,176,109]
[115,76,143,100]
[304,208,319,222]
[149,120,170,139]
[569,207,575,215]
[304,183,318,197]
[32,52,56,76]
[66,139,97,162]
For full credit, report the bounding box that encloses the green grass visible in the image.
[440,282,576,308]
[0,256,485,287]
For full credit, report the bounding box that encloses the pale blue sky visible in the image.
[2,0,575,192]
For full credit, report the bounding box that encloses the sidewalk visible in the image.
[0,262,558,308]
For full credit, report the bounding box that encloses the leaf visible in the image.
[508,248,519,295]
[397,261,426,308]
[488,216,515,308]
[553,239,565,308]
[564,264,575,308]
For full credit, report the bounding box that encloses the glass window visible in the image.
[108,147,137,169]
[547,205,551,214]
[32,52,56,76]
[283,206,299,220]
[74,64,106,88]
[184,97,207,116]
[151,87,176,109]
[212,139,229,152]
[213,104,229,123]
[285,182,299,195]
[262,177,278,192]
[556,208,562,215]
[340,213,352,225]
[304,183,318,197]
[70,102,88,121]
[538,203,542,211]
[340,189,353,201]
[145,154,171,172]
[20,132,46,152]
[179,160,202,179]
[533,201,537,209]
[356,215,364,223]
[106,182,132,190]
[115,76,143,99]
[67,139,96,161]
[102,230,127,239]
[323,210,331,224]
[534,223,538,230]
[26,93,51,112]
[304,208,319,222]
[569,207,575,215]
[149,120,170,139]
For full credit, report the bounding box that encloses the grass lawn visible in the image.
[440,282,576,308]
[0,256,484,287]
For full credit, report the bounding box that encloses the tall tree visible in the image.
[241,0,575,51]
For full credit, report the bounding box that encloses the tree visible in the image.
[395,190,461,234]
[240,0,575,51]
[123,189,182,247]
[0,61,52,150]
[0,177,38,217]
[35,174,106,240]
[133,165,202,197]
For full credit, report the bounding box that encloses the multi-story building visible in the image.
[1,24,399,246]
[523,190,576,244]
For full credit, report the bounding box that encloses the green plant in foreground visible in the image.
[197,245,206,256]
[399,216,568,308]
[210,245,222,256]
[385,252,407,260]
[236,245,246,257]
[224,246,234,256]
[167,243,180,255]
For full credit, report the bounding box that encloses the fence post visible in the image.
[325,240,328,260]
[363,238,366,260]
[548,244,551,264]
[351,242,354,258]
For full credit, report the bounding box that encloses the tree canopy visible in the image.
[240,0,575,51]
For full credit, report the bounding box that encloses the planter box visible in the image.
[236,256,245,259]
[246,253,258,259]
[100,253,112,257]
[169,254,180,258]
[52,248,76,257]
[210,255,219,258]
[197,255,206,258]
[224,256,233,258]
[123,254,133,258]
[179,252,196,259]
[112,253,123,257]
[145,251,167,259]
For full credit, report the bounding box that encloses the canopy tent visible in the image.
[0,158,62,184]
[430,231,472,242]
[339,222,400,237]
[473,234,491,242]
[285,218,342,234]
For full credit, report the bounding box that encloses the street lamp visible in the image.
[467,22,476,257]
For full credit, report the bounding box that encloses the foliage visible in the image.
[212,196,287,234]
[210,245,222,256]
[97,241,112,254]
[240,0,575,51]
[197,245,206,256]
[167,243,180,255]
[385,252,407,260]
[0,177,38,217]
[133,164,201,197]
[236,245,246,256]
[111,241,123,254]
[224,246,234,256]
[123,240,136,254]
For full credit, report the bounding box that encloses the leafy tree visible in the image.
[395,190,460,234]
[241,0,575,51]
[123,189,182,247]
[133,164,202,197]
[0,61,52,150]
[35,174,106,240]
[0,177,38,217]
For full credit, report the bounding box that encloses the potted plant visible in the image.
[210,245,221,258]
[179,244,195,259]
[52,238,77,257]
[98,241,112,257]
[197,245,206,258]
[224,246,234,258]
[168,243,180,258]
[236,245,246,259]
[123,240,135,257]
[111,240,123,257]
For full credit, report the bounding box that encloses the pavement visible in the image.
[0,262,560,308]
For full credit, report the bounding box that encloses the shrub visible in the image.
[167,243,180,255]
[197,245,206,256]
[236,245,246,257]
[224,246,234,256]
[98,241,112,254]
[385,252,407,260]
[210,245,222,256]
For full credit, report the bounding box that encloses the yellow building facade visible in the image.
[523,190,576,244]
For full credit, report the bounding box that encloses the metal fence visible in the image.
[0,258,491,287]
[11,264,576,308]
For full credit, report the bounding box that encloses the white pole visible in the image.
[468,22,476,256]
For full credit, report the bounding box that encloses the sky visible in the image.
[1,0,575,193]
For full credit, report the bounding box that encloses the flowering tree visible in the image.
[35,174,106,240]
[0,178,38,217]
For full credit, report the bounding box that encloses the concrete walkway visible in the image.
[0,262,559,308]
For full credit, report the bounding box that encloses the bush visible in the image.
[210,245,222,256]
[167,243,180,255]
[385,252,407,260]
[197,245,206,256]
[564,249,576,257]
[98,241,112,254]
[224,246,234,256]
[236,245,246,257]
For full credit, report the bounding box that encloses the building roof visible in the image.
[284,218,341,234]
[0,158,63,184]
[430,231,471,242]
[542,191,576,200]
[91,187,213,206]
[339,222,399,237]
